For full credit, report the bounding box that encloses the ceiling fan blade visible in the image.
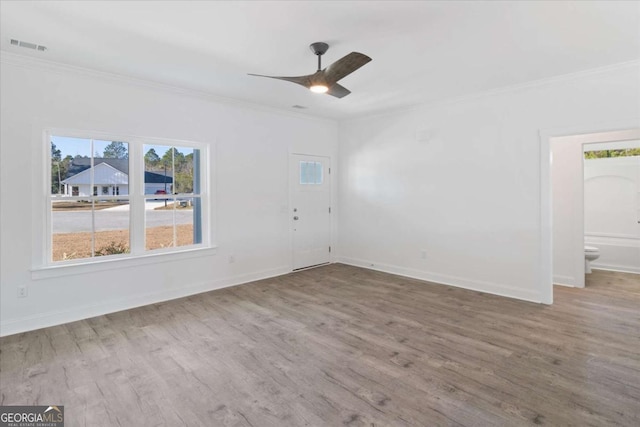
[248,73,312,88]
[323,52,372,85]
[327,83,351,98]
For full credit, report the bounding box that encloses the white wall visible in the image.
[585,155,640,273]
[337,63,640,303]
[2,53,639,336]
[551,135,586,287]
[0,53,338,336]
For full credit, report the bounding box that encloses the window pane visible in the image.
[300,161,322,185]
[175,197,196,247]
[94,199,130,257]
[51,200,93,261]
[306,162,313,183]
[50,136,91,196]
[51,199,132,261]
[144,144,173,195]
[93,140,129,195]
[300,161,310,184]
[314,162,323,184]
[173,146,197,194]
[584,148,640,158]
[146,198,175,250]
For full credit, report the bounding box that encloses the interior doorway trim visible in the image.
[538,120,640,304]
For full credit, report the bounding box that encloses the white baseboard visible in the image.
[336,257,542,304]
[553,274,578,287]
[0,266,290,337]
[554,282,575,288]
[592,263,640,274]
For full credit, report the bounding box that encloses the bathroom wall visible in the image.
[584,144,640,273]
[552,133,640,287]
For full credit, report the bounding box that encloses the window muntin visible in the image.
[48,134,208,265]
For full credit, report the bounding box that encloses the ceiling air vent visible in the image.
[10,39,47,51]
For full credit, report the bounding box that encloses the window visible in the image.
[47,133,209,265]
[584,148,640,159]
[143,144,203,251]
[300,161,323,185]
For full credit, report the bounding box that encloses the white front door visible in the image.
[290,154,331,270]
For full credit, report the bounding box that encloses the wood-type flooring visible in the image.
[1,265,638,426]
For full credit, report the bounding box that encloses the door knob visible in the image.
[293,216,299,220]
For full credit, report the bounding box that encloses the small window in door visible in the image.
[300,161,323,185]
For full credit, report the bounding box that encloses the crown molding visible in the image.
[342,59,640,124]
[0,50,337,126]
[2,50,637,126]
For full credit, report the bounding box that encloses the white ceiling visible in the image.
[1,1,638,120]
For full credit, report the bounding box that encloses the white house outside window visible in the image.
[48,133,208,265]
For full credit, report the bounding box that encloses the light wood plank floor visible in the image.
[1,265,639,426]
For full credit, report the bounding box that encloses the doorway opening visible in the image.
[543,128,640,303]
[583,141,640,274]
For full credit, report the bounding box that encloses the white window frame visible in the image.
[33,129,215,278]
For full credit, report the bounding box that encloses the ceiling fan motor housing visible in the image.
[309,42,329,56]
[248,41,370,98]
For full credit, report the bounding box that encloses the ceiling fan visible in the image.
[249,42,371,98]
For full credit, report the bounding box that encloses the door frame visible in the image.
[539,121,640,304]
[289,152,332,271]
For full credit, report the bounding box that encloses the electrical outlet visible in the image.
[17,286,27,298]
[421,250,427,259]
[228,255,235,264]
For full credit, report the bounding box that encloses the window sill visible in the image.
[31,246,218,280]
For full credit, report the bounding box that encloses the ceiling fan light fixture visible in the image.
[309,84,328,94]
[248,42,371,99]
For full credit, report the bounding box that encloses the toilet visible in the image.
[584,246,600,274]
